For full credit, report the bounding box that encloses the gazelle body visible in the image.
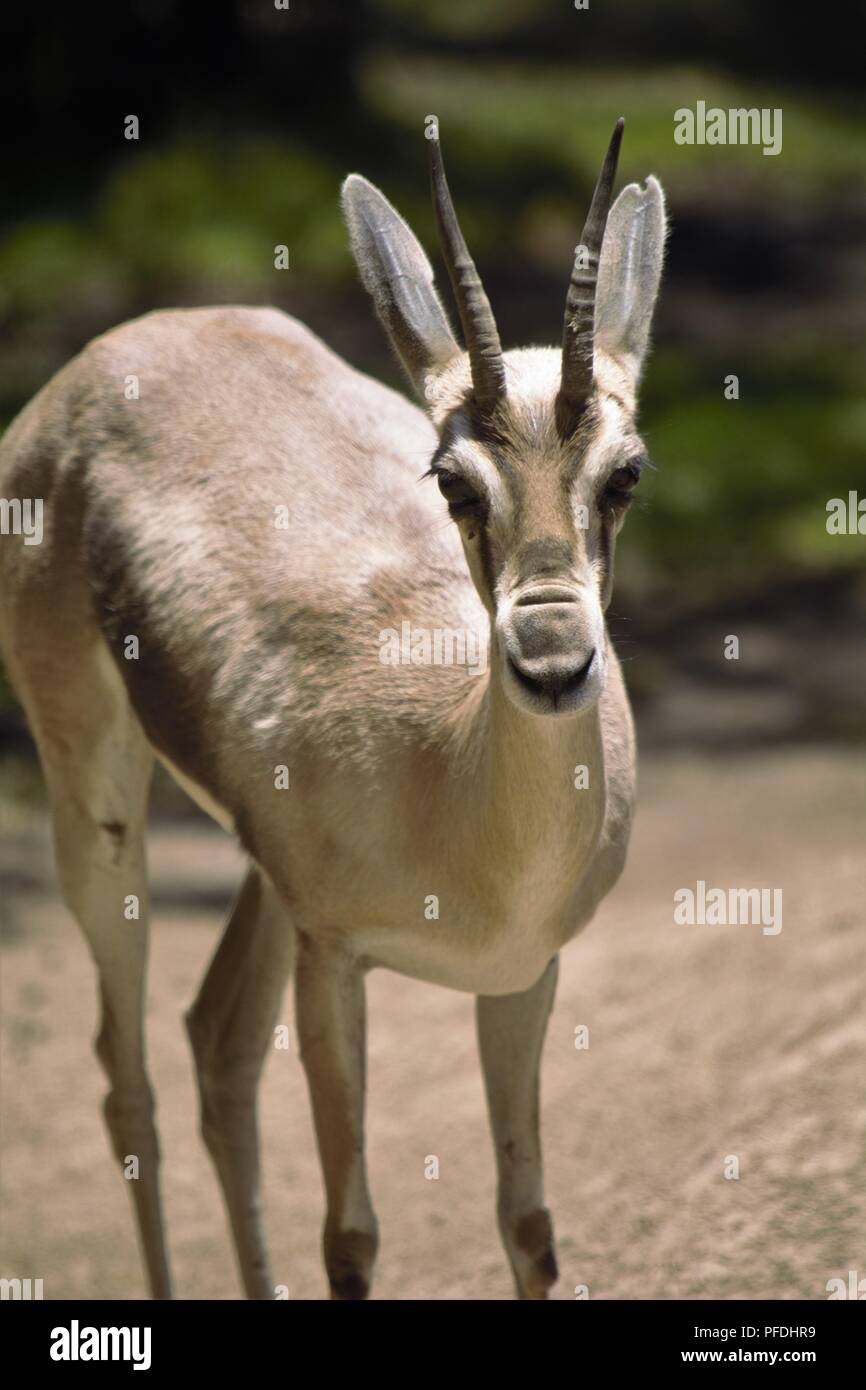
[0,125,666,1299]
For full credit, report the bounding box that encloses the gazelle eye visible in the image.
[436,470,480,511]
[600,462,641,513]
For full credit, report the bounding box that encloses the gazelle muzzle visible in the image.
[497,582,605,716]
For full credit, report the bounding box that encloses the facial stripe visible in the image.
[597,516,614,608]
[477,518,496,598]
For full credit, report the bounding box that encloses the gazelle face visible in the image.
[428,350,647,717]
[343,121,666,717]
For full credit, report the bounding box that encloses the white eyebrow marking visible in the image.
[446,441,512,521]
[578,397,642,486]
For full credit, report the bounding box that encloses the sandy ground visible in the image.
[1,748,863,1301]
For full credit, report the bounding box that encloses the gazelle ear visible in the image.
[342,174,460,397]
[595,176,667,382]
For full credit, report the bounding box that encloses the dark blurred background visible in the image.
[1,0,864,792]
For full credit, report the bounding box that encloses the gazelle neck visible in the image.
[447,641,608,864]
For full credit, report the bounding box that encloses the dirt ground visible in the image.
[1,748,863,1301]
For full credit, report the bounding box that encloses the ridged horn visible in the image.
[559,117,625,419]
[429,132,505,412]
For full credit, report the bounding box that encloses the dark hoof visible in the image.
[329,1272,370,1301]
[325,1227,378,1301]
[514,1208,559,1299]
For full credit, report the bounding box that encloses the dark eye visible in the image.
[600,463,641,513]
[436,469,481,512]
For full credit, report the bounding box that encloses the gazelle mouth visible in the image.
[506,649,597,713]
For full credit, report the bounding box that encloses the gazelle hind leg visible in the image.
[477,956,560,1299]
[185,865,294,1299]
[18,645,171,1298]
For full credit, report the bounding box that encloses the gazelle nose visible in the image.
[513,584,581,607]
[509,597,590,665]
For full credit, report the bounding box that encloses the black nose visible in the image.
[509,648,596,703]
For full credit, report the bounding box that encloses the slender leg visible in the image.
[186,865,294,1299]
[33,695,172,1298]
[476,955,559,1299]
[294,933,378,1300]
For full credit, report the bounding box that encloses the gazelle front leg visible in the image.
[476,955,559,1299]
[294,934,378,1300]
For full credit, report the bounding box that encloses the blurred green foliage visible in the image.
[0,137,347,317]
[364,54,865,192]
[629,350,866,589]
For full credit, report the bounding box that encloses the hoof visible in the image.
[329,1271,370,1301]
[325,1227,378,1301]
[513,1208,559,1299]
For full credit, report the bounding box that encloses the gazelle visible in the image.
[0,120,667,1299]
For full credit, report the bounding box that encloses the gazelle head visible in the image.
[343,121,667,718]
